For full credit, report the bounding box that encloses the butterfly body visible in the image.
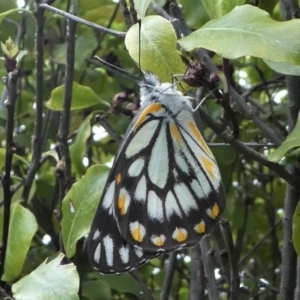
[88,74,225,274]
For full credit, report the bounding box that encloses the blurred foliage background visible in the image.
[0,0,299,299]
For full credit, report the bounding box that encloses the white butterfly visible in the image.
[87,73,225,274]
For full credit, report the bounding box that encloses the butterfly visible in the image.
[87,73,226,274]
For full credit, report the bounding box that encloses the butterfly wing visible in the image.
[113,102,225,252]
[87,130,160,274]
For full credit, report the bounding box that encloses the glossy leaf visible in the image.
[2,203,38,281]
[82,279,111,300]
[12,253,79,300]
[61,165,110,258]
[269,113,300,162]
[69,113,95,175]
[179,5,300,65]
[264,59,300,76]
[46,82,108,111]
[125,15,186,83]
[133,0,151,19]
[0,148,29,169]
[201,0,246,19]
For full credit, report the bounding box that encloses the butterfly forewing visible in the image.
[113,92,225,252]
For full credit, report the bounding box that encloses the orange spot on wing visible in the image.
[207,204,220,220]
[152,236,165,247]
[134,103,163,129]
[202,157,215,179]
[170,123,182,144]
[194,220,205,233]
[174,228,188,242]
[116,173,122,185]
[212,203,220,218]
[188,121,212,156]
[131,226,144,242]
[118,194,126,215]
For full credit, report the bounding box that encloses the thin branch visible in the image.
[119,0,133,29]
[39,3,126,37]
[198,107,299,190]
[199,235,219,300]
[160,252,177,300]
[239,219,282,267]
[220,219,240,300]
[243,272,280,294]
[210,225,231,286]
[189,244,205,300]
[230,88,283,146]
[130,270,157,300]
[22,3,45,204]
[0,68,20,281]
[56,6,77,252]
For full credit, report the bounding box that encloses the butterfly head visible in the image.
[139,73,191,111]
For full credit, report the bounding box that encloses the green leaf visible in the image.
[293,201,300,257]
[125,15,186,83]
[2,203,38,281]
[201,0,246,19]
[0,9,33,26]
[12,253,79,300]
[179,5,300,65]
[82,279,111,300]
[0,148,29,169]
[46,82,108,111]
[61,165,110,258]
[92,273,144,298]
[264,59,300,76]
[269,113,300,162]
[69,113,94,175]
[133,0,151,19]
[53,34,97,70]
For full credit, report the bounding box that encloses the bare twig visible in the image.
[119,0,133,29]
[130,269,157,300]
[55,6,77,252]
[199,235,219,300]
[160,252,177,300]
[0,69,20,280]
[189,244,205,300]
[22,3,45,204]
[230,88,283,146]
[39,3,126,37]
[198,107,299,190]
[220,219,240,300]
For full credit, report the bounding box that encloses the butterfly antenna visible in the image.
[193,87,219,112]
[94,56,139,82]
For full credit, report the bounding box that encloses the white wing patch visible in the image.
[103,236,114,266]
[147,190,164,221]
[102,182,115,210]
[135,175,147,202]
[190,179,206,199]
[148,123,169,188]
[93,229,101,240]
[125,120,160,158]
[94,243,101,263]
[119,246,130,264]
[174,183,198,214]
[128,158,145,177]
[165,191,182,220]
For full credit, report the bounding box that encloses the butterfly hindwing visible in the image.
[87,171,159,274]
